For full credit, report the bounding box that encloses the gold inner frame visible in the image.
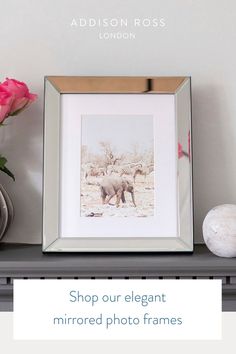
[46,76,188,94]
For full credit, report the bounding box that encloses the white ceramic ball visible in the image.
[203,204,236,258]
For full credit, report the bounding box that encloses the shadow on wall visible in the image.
[192,84,236,242]
[0,94,43,244]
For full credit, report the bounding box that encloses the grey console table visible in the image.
[0,243,236,311]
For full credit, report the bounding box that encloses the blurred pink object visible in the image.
[188,130,191,160]
[178,143,184,159]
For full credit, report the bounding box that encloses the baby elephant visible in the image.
[100,176,136,208]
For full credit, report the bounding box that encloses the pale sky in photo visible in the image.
[81,115,153,154]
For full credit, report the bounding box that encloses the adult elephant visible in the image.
[100,176,136,208]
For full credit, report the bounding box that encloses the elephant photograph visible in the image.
[80,114,154,217]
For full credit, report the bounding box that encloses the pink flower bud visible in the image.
[1,78,37,115]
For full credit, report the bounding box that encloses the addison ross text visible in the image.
[70,17,166,28]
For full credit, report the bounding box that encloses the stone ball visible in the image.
[203,204,236,258]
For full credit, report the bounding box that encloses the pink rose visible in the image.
[0,86,13,123]
[1,78,37,115]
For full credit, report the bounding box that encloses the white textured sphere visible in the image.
[203,204,236,258]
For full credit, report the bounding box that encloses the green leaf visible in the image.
[0,156,7,169]
[0,166,15,181]
[0,156,15,180]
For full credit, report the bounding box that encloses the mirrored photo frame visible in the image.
[43,76,193,252]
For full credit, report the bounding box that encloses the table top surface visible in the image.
[0,243,235,277]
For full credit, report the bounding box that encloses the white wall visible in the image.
[0,0,235,244]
